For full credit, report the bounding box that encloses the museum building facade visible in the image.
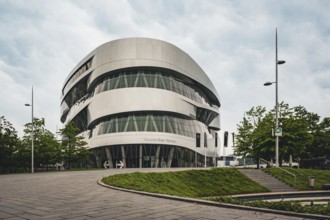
[60,38,221,168]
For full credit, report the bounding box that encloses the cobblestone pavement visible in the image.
[0,168,310,220]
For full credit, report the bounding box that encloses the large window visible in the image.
[62,79,88,109]
[71,108,88,133]
[196,107,218,125]
[62,57,93,95]
[94,144,207,168]
[93,70,212,106]
[96,112,207,138]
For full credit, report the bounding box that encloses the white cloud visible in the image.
[0,0,329,155]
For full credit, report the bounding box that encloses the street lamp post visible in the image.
[204,132,207,167]
[25,87,34,173]
[264,29,285,167]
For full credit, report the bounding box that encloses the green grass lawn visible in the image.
[102,168,330,216]
[262,168,330,190]
[102,168,269,198]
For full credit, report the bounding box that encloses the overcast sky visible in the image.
[1,0,329,155]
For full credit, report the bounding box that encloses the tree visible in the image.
[235,116,254,158]
[234,106,274,167]
[279,105,313,163]
[22,118,60,170]
[234,103,321,166]
[250,112,274,162]
[60,122,91,169]
[0,116,20,173]
[304,117,330,160]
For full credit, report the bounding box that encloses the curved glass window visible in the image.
[196,107,218,125]
[94,70,211,106]
[62,57,93,95]
[92,144,212,168]
[96,112,207,138]
[63,79,88,109]
[71,108,88,133]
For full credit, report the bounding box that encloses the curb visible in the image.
[97,178,329,220]
[232,190,330,201]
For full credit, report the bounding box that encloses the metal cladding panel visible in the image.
[84,38,219,105]
[87,88,196,127]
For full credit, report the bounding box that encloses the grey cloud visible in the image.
[0,0,329,155]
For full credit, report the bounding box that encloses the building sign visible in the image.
[275,127,282,136]
[143,138,176,144]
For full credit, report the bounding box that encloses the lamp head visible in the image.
[264,82,273,86]
[25,104,31,106]
[277,60,286,65]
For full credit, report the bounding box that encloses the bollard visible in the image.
[308,176,315,187]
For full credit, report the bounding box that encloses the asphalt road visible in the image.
[0,168,310,220]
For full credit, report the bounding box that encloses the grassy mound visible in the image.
[102,168,269,198]
[263,168,330,190]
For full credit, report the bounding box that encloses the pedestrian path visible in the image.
[0,168,305,219]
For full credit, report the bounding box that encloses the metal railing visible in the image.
[259,158,271,167]
[258,158,297,187]
[276,165,297,187]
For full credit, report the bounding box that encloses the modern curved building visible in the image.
[60,38,221,168]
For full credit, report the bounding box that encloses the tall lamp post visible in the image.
[25,87,34,173]
[264,29,285,167]
[204,132,207,167]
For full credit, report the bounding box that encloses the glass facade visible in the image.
[93,144,214,168]
[94,70,212,106]
[196,107,218,125]
[60,68,219,127]
[62,57,93,95]
[71,108,88,133]
[62,79,88,109]
[96,112,208,138]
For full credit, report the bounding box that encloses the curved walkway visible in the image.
[0,168,312,220]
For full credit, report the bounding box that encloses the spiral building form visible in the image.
[60,38,221,168]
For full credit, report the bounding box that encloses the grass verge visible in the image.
[102,168,269,198]
[102,168,330,216]
[263,168,330,190]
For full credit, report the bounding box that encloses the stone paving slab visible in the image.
[0,168,315,220]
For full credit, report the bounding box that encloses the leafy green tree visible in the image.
[235,106,274,167]
[235,116,254,158]
[0,116,20,173]
[250,112,274,162]
[60,122,91,169]
[234,103,322,166]
[235,107,265,156]
[22,118,60,170]
[304,117,330,160]
[279,105,313,162]
[13,140,32,171]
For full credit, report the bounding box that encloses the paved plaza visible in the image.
[0,168,310,220]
